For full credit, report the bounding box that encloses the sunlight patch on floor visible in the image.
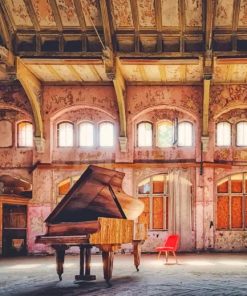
[185,260,215,266]
[218,260,247,266]
[9,264,41,269]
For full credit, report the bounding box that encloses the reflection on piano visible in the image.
[36,165,147,285]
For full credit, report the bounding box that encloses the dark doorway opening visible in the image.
[2,204,27,257]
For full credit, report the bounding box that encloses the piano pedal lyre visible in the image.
[74,246,96,283]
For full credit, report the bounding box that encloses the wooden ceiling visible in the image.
[1,0,247,84]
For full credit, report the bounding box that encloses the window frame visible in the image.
[236,121,247,147]
[156,120,174,148]
[216,121,232,147]
[137,121,153,148]
[99,121,114,148]
[57,121,74,148]
[177,121,193,147]
[78,121,95,148]
[0,119,13,148]
[137,174,168,231]
[17,121,33,148]
[216,173,247,230]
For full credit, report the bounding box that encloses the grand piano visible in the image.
[36,165,147,285]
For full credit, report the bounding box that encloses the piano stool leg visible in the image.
[102,250,114,287]
[52,245,68,281]
[75,246,96,282]
[133,241,141,271]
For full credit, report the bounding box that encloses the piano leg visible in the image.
[75,246,96,282]
[133,241,141,271]
[102,248,114,287]
[52,245,68,281]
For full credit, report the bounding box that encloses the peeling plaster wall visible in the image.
[2,84,247,254]
[127,86,202,163]
[215,231,247,251]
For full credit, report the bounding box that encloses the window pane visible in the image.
[18,122,33,147]
[153,175,165,193]
[58,179,71,195]
[178,122,193,146]
[216,122,231,146]
[138,178,151,194]
[237,122,247,146]
[231,196,242,228]
[245,197,247,228]
[217,178,228,193]
[153,196,163,229]
[137,122,152,147]
[231,174,243,193]
[245,174,247,194]
[99,122,114,147]
[157,121,173,147]
[138,197,150,227]
[0,120,12,147]
[79,122,94,147]
[217,196,229,229]
[58,122,73,147]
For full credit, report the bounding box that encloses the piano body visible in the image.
[36,165,147,285]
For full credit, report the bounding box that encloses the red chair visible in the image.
[156,234,179,263]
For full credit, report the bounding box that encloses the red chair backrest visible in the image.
[164,235,179,250]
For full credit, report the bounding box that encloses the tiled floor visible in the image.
[1,253,247,295]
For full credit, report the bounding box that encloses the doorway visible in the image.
[2,204,27,256]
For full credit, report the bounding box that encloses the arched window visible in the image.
[18,121,33,147]
[0,120,12,147]
[99,122,114,147]
[217,173,247,230]
[178,121,193,147]
[79,122,94,147]
[157,120,173,147]
[137,122,152,147]
[138,174,168,230]
[236,121,247,146]
[216,122,231,146]
[57,122,74,147]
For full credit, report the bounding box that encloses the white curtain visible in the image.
[168,169,192,251]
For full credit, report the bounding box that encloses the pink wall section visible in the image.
[27,205,52,254]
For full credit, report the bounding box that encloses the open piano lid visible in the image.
[46,165,127,224]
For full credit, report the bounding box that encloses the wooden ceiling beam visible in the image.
[204,0,215,52]
[120,58,199,65]
[0,46,14,67]
[154,0,162,52]
[99,0,115,78]
[24,0,40,31]
[73,0,86,32]
[130,0,140,52]
[49,0,63,32]
[99,0,127,151]
[0,5,12,50]
[21,58,103,65]
[178,0,185,53]
[201,0,216,152]
[113,59,127,152]
[16,58,45,153]
[232,0,241,51]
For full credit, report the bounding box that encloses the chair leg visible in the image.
[165,251,168,263]
[173,251,177,264]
